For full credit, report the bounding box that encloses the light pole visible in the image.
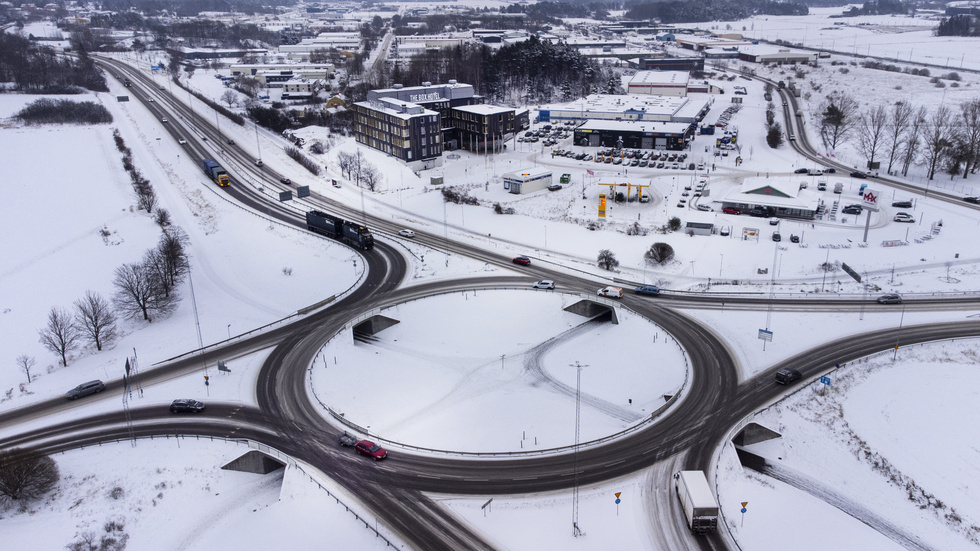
[719,254,723,277]
[254,120,262,163]
[571,361,587,538]
[227,324,231,339]
[892,303,907,360]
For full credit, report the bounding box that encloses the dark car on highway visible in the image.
[877,294,902,304]
[513,255,531,266]
[850,171,868,179]
[169,399,206,413]
[775,369,802,385]
[634,285,661,296]
[964,197,980,204]
[66,380,105,400]
[338,432,357,447]
[354,440,388,460]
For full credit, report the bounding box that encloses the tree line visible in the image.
[14,98,112,125]
[935,15,980,37]
[0,33,107,93]
[625,0,808,24]
[820,94,980,180]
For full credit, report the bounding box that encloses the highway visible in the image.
[2,57,980,550]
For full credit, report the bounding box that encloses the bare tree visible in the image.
[156,227,190,291]
[597,249,619,271]
[220,89,238,107]
[37,306,79,367]
[0,448,60,502]
[362,164,382,192]
[819,92,859,150]
[16,355,36,383]
[923,105,955,180]
[645,243,676,265]
[901,107,928,177]
[958,98,980,179]
[857,104,889,169]
[73,291,117,351]
[336,150,355,180]
[112,260,175,322]
[886,102,913,174]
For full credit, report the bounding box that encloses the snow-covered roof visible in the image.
[453,104,512,116]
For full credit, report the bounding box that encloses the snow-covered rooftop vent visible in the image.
[393,83,403,89]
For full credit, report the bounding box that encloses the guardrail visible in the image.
[306,287,690,459]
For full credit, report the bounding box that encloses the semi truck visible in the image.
[305,210,374,250]
[674,470,719,534]
[202,159,230,187]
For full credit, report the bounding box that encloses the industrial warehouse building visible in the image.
[627,71,690,97]
[573,119,694,150]
[539,93,711,126]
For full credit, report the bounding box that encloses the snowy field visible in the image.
[3,11,980,551]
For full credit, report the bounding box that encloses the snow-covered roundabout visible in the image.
[309,290,688,453]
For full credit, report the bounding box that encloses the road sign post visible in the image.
[615,492,622,516]
[741,501,748,526]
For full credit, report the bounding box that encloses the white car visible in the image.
[696,204,712,212]
[161,117,168,123]
[398,229,415,238]
[893,212,915,223]
[532,280,555,290]
[147,98,155,103]
[178,138,187,145]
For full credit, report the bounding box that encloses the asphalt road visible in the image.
[3,58,980,550]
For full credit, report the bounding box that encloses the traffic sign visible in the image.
[741,502,748,507]
[615,492,621,498]
[820,375,831,386]
[741,507,747,513]
[758,329,773,342]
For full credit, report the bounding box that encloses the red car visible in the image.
[354,440,387,460]
[513,255,531,266]
[723,207,741,215]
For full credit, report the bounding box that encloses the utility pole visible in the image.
[571,360,588,537]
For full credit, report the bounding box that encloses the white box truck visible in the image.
[675,470,719,534]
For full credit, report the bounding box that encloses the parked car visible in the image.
[547,184,563,191]
[892,201,913,208]
[794,168,808,174]
[722,207,741,215]
[893,212,915,223]
[877,294,902,304]
[772,232,782,242]
[532,280,555,290]
[513,255,531,266]
[850,171,868,179]
[398,229,416,238]
[634,285,661,296]
[807,168,824,176]
[790,234,800,243]
[169,399,206,413]
[65,380,105,400]
[842,205,863,215]
[775,368,802,385]
[696,204,712,212]
[354,440,388,460]
[825,168,836,173]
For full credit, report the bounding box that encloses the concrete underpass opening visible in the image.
[222,450,287,474]
[732,422,782,447]
[353,315,400,339]
[563,299,619,324]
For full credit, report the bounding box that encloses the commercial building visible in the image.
[503,168,552,194]
[573,119,694,150]
[635,56,705,72]
[719,178,821,219]
[352,98,443,171]
[540,93,711,126]
[628,71,691,97]
[451,104,515,153]
[230,62,335,79]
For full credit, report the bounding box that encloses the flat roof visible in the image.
[453,104,513,115]
[629,70,690,86]
[546,93,688,117]
[502,167,552,180]
[577,118,692,134]
[355,99,438,120]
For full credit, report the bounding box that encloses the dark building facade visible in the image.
[352,98,443,170]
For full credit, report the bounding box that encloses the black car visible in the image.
[825,168,836,173]
[964,197,980,204]
[850,171,868,179]
[338,432,357,447]
[790,234,800,243]
[794,168,808,174]
[892,200,913,208]
[169,399,206,413]
[842,205,863,215]
[547,184,563,191]
[280,178,292,185]
[775,369,802,385]
[226,139,235,145]
[772,232,781,242]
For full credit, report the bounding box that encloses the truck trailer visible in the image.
[202,159,230,187]
[305,210,374,250]
[674,470,719,535]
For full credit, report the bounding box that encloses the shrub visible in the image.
[667,217,681,232]
[645,242,675,265]
[597,249,619,270]
[14,99,112,125]
[284,146,320,175]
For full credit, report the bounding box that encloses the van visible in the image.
[817,179,827,191]
[834,182,844,194]
[597,286,623,299]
